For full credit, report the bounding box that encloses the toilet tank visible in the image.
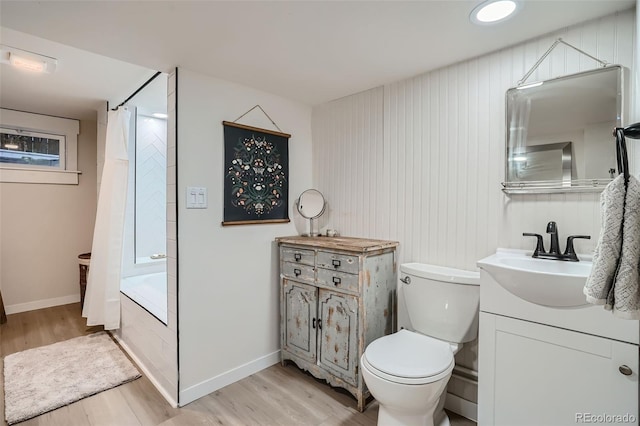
[400,263,480,343]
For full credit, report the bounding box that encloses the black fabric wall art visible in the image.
[222,121,290,226]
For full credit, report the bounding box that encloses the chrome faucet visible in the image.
[523,221,590,261]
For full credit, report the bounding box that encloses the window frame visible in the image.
[0,127,67,171]
[0,109,80,185]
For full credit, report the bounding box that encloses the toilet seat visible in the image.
[362,329,454,385]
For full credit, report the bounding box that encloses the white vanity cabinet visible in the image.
[480,313,638,425]
[276,236,398,412]
[478,264,639,426]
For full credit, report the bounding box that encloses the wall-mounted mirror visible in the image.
[503,65,624,194]
[296,189,325,236]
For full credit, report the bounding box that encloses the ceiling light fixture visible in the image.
[152,113,168,119]
[0,45,57,74]
[470,0,519,25]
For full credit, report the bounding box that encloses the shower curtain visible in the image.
[83,108,131,330]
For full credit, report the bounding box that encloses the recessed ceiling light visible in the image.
[470,0,519,25]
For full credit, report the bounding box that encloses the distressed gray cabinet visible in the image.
[276,236,398,412]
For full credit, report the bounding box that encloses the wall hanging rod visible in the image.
[111,71,162,111]
[518,38,609,86]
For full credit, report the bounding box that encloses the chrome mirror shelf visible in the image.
[502,178,615,194]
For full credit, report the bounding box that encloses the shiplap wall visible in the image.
[313,10,635,271]
[312,9,636,407]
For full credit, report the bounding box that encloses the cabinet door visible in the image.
[479,312,639,426]
[282,280,317,363]
[317,289,359,385]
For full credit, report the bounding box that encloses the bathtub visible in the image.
[121,272,168,324]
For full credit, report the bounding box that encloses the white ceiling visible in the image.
[0,1,635,121]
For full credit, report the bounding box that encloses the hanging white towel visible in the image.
[584,175,626,305]
[610,175,640,319]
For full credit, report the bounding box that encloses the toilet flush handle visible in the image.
[400,276,411,285]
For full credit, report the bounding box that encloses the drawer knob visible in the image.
[332,276,341,286]
[619,365,633,376]
[294,268,301,277]
[332,259,341,268]
[294,253,302,261]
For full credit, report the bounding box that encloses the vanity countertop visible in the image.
[276,236,398,254]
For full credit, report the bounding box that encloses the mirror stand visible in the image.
[302,217,319,237]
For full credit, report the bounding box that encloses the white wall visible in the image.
[0,118,97,313]
[176,68,313,404]
[312,9,636,408]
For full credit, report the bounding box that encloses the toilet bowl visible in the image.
[361,263,480,426]
[361,329,458,426]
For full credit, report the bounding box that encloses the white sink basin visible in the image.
[477,249,592,307]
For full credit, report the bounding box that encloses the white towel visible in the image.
[584,174,640,319]
[584,175,626,305]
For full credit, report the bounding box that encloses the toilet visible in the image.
[360,263,480,426]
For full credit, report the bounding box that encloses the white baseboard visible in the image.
[5,294,80,315]
[112,334,179,408]
[179,350,281,407]
[445,392,478,423]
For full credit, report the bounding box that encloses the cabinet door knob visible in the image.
[332,259,341,268]
[294,268,301,277]
[332,276,341,286]
[619,365,633,376]
[294,253,302,261]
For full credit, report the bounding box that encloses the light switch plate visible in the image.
[186,186,207,209]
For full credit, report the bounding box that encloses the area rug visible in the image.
[3,331,141,424]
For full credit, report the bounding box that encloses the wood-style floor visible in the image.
[1,303,476,426]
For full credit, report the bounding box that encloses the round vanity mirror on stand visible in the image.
[296,189,326,237]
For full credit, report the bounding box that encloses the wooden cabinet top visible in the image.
[276,236,398,254]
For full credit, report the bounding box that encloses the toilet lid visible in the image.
[364,329,454,379]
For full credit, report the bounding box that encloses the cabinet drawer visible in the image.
[281,247,315,266]
[282,262,315,282]
[317,251,359,274]
[317,268,359,293]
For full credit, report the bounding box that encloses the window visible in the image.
[0,109,79,184]
[0,127,65,169]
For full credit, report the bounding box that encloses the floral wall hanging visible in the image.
[222,121,290,225]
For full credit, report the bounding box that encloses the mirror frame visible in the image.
[296,189,326,219]
[296,189,326,237]
[502,65,626,194]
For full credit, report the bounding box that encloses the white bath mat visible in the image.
[3,331,141,424]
